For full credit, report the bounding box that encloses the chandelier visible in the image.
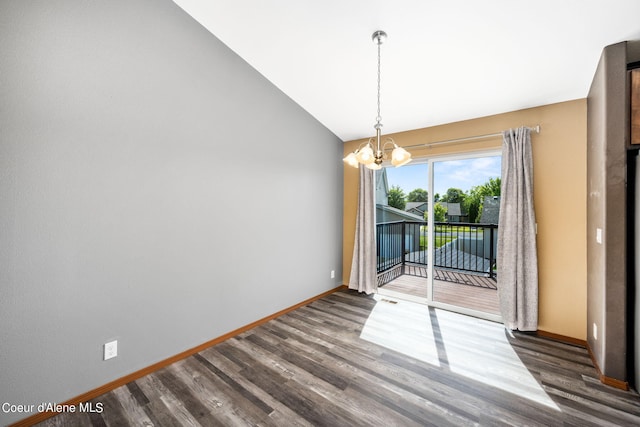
[343,30,411,170]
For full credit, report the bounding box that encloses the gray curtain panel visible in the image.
[497,127,539,331]
[349,167,377,294]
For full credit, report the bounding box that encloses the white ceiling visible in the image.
[173,0,640,141]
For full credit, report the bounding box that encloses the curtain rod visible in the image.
[403,125,541,150]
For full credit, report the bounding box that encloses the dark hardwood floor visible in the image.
[37,289,640,426]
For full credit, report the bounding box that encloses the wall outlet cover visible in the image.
[104,340,118,360]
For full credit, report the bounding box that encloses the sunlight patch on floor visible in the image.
[359,295,560,410]
[434,309,561,410]
[359,294,440,367]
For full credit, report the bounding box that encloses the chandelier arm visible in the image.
[356,139,375,152]
[381,139,397,152]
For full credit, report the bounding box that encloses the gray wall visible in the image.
[0,1,343,424]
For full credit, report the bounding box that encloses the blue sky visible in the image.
[384,156,501,197]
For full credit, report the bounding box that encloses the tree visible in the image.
[440,188,466,204]
[483,177,501,196]
[433,202,447,222]
[464,177,502,222]
[407,188,428,202]
[387,185,406,210]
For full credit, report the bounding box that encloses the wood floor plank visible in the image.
[266,321,450,425]
[110,386,154,426]
[35,410,93,427]
[97,391,133,426]
[192,353,274,416]
[35,289,640,427]
[154,368,227,427]
[216,338,365,427]
[169,357,274,426]
[197,347,315,426]
[329,346,485,424]
[135,373,203,426]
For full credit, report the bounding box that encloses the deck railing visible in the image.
[376,221,498,279]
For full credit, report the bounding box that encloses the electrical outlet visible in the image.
[330,270,335,279]
[104,340,118,361]
[593,323,597,340]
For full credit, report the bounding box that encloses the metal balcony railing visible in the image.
[376,221,498,279]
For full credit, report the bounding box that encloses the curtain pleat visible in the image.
[497,127,539,330]
[348,167,377,294]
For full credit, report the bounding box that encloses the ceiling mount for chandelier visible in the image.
[343,30,411,170]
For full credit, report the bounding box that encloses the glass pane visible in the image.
[431,156,501,315]
[375,163,429,299]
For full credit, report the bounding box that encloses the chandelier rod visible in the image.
[375,31,382,127]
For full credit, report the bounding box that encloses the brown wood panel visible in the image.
[632,69,640,145]
[32,289,640,426]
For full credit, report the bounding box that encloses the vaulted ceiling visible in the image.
[173,0,640,141]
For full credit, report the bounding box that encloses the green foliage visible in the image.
[433,202,447,222]
[407,188,428,202]
[384,177,501,223]
[483,177,502,196]
[463,177,501,223]
[440,188,466,204]
[388,185,406,210]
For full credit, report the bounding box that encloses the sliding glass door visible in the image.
[377,150,502,321]
[428,153,501,320]
[375,161,429,302]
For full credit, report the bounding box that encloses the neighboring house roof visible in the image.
[406,201,427,217]
[439,202,462,216]
[406,208,426,217]
[376,204,424,224]
[405,201,427,213]
[480,196,500,224]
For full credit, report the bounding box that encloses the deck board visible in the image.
[380,273,500,315]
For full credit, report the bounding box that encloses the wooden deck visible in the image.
[379,271,500,315]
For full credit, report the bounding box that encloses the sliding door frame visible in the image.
[426,149,502,322]
[377,148,503,323]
